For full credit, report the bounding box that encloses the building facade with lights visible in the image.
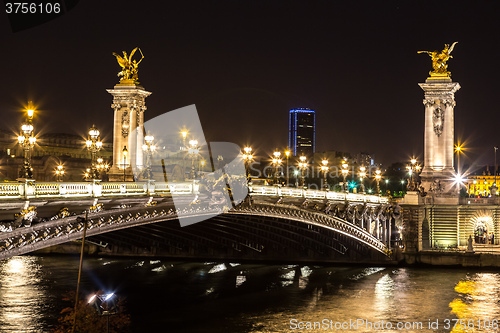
[464,167,500,197]
[0,129,112,181]
[289,108,315,157]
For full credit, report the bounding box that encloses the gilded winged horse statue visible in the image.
[112,47,144,83]
[418,42,458,77]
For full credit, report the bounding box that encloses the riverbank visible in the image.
[403,249,500,268]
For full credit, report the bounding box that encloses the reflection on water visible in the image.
[450,274,500,332]
[0,257,45,332]
[1,256,500,332]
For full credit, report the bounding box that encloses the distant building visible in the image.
[289,108,315,157]
[354,152,375,167]
[0,129,112,181]
[464,166,500,197]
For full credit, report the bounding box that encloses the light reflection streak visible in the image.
[0,256,46,331]
[450,273,500,332]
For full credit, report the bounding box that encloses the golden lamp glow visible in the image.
[285,150,291,157]
[181,130,188,139]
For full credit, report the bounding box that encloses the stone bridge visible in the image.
[0,182,400,263]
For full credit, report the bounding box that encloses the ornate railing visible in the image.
[0,181,390,203]
[231,203,388,254]
[249,185,390,204]
[0,180,195,199]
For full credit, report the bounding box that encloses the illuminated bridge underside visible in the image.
[0,202,390,262]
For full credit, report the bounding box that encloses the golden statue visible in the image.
[418,42,458,78]
[112,47,144,84]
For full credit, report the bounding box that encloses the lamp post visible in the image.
[180,130,188,150]
[122,146,128,181]
[17,101,36,179]
[341,159,349,193]
[272,151,282,184]
[200,159,206,174]
[85,125,103,180]
[88,292,118,333]
[320,159,329,190]
[298,155,307,188]
[141,134,155,180]
[188,139,199,179]
[455,144,463,175]
[242,147,253,181]
[285,149,291,186]
[375,169,382,195]
[359,166,366,193]
[55,165,65,182]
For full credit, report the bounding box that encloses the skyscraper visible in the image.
[289,108,315,156]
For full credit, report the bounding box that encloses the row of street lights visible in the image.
[240,146,387,193]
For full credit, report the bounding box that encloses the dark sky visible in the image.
[1,0,499,166]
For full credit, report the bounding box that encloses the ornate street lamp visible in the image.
[272,151,282,184]
[96,158,110,180]
[242,146,253,181]
[406,157,421,191]
[180,130,188,150]
[359,166,367,193]
[298,155,307,188]
[375,169,382,195]
[17,101,36,179]
[122,146,128,181]
[85,125,103,180]
[142,134,155,180]
[341,158,349,193]
[320,159,329,190]
[188,139,199,179]
[55,165,65,182]
[285,149,291,186]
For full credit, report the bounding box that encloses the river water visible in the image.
[0,256,499,332]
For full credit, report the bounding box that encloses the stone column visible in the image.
[107,84,151,181]
[419,78,460,198]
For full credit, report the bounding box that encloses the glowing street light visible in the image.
[188,139,199,179]
[320,159,329,190]
[455,143,464,175]
[88,292,118,333]
[298,155,307,188]
[284,149,291,186]
[55,165,65,182]
[406,157,421,191]
[341,158,349,193]
[272,151,282,184]
[375,169,382,195]
[86,125,103,180]
[359,166,367,193]
[122,146,128,181]
[180,130,188,150]
[18,101,36,179]
[242,146,253,180]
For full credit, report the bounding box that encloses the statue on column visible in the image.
[112,47,144,84]
[418,42,458,77]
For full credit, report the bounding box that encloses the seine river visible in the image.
[0,256,499,332]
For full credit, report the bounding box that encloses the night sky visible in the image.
[1,0,499,166]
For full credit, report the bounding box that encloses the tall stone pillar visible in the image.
[107,84,152,181]
[419,77,460,197]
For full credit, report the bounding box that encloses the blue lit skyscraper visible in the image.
[289,108,315,156]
